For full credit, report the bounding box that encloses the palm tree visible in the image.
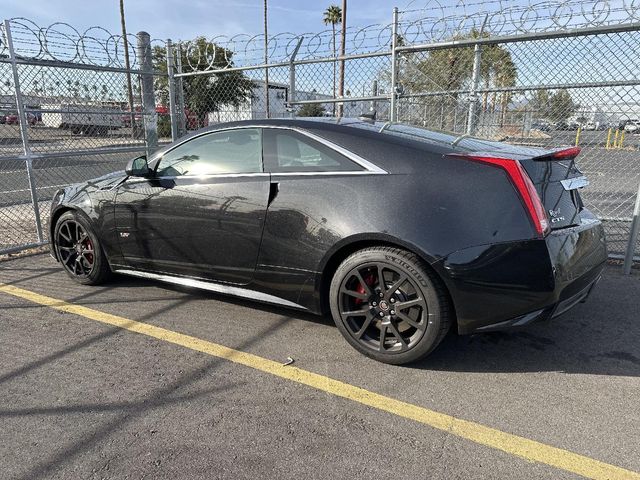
[323,5,341,116]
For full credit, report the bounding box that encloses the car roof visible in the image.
[151,118,551,171]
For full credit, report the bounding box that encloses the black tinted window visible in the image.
[264,129,363,173]
[157,129,262,176]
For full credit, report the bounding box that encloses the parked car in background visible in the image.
[4,112,37,126]
[584,122,597,131]
[531,121,551,131]
[624,121,640,133]
[48,118,607,365]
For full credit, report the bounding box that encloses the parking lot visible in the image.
[1,253,638,479]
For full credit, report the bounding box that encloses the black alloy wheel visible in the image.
[54,211,111,285]
[330,247,451,364]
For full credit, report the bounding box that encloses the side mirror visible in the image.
[125,155,151,177]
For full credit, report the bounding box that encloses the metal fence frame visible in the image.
[1,2,639,273]
[0,21,160,254]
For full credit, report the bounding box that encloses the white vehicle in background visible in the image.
[41,103,123,135]
[623,120,640,133]
[584,121,597,131]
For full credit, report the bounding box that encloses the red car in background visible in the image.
[4,112,37,126]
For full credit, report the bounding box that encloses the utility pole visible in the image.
[119,0,135,136]
[337,0,347,117]
[264,0,270,119]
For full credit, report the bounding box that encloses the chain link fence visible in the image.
[1,1,640,271]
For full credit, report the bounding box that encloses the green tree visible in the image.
[153,37,254,128]
[323,5,342,117]
[548,89,576,122]
[529,89,552,119]
[529,89,576,122]
[297,103,326,117]
[398,29,517,130]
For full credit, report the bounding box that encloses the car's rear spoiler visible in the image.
[531,146,581,161]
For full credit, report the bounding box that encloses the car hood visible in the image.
[59,170,127,202]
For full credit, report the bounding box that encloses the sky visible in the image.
[1,0,402,41]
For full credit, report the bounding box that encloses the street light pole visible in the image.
[119,0,135,136]
[338,0,347,117]
[264,0,270,119]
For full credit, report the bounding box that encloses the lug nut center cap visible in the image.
[379,300,389,311]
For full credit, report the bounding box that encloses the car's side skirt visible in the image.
[113,269,308,310]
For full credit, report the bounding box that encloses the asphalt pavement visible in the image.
[0,254,638,479]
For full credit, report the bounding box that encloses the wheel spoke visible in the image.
[341,307,370,317]
[395,298,424,311]
[355,313,374,339]
[354,270,372,297]
[379,325,387,351]
[57,246,74,251]
[60,224,72,243]
[388,322,408,349]
[60,250,73,265]
[376,264,386,291]
[396,311,425,330]
[387,274,407,296]
[340,287,368,301]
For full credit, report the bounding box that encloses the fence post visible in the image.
[166,39,178,141]
[466,16,488,136]
[136,31,158,157]
[390,7,399,122]
[623,183,640,274]
[371,79,378,114]
[3,19,43,243]
[175,42,186,136]
[466,44,482,135]
[288,37,304,118]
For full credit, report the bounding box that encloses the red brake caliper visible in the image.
[354,271,376,305]
[83,238,94,264]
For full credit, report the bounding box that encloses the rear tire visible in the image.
[54,211,111,285]
[329,247,451,365]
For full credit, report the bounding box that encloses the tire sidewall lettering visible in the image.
[384,254,428,288]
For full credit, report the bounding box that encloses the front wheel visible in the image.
[54,211,111,285]
[329,247,452,365]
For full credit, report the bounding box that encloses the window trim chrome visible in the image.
[149,124,388,177]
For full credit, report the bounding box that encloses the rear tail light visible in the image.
[449,154,550,237]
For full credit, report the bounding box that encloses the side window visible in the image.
[263,129,364,173]
[156,128,262,177]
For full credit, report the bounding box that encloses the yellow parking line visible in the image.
[1,282,638,480]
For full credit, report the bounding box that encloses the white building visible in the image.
[209,80,366,123]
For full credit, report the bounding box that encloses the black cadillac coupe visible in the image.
[49,118,607,364]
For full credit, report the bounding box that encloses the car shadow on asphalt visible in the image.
[144,273,640,378]
[2,258,638,378]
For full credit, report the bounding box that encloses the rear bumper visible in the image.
[434,211,607,334]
